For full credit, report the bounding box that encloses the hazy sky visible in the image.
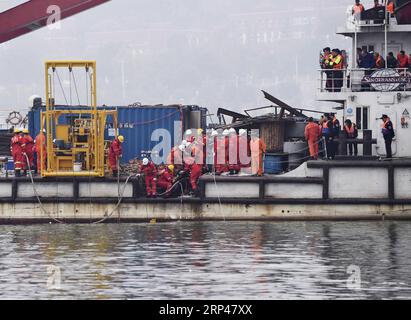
[0,0,377,118]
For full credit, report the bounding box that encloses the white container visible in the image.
[73,162,82,172]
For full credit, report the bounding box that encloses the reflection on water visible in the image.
[1,221,411,299]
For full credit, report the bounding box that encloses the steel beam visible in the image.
[0,0,111,44]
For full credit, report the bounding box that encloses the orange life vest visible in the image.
[353,4,365,14]
[387,2,394,14]
[345,124,355,137]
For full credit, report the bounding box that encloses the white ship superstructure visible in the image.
[317,4,411,157]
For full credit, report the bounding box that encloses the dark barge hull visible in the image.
[1,160,411,224]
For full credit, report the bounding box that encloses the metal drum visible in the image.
[283,141,308,170]
[264,153,288,174]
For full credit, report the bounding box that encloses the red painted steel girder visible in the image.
[0,0,111,44]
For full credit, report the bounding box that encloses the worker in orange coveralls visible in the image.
[34,129,47,174]
[250,131,267,176]
[22,128,35,172]
[140,157,158,197]
[108,135,124,177]
[10,128,24,177]
[305,117,321,160]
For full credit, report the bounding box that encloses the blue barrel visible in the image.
[6,159,14,171]
[264,153,288,174]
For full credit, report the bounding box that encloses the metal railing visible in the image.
[318,68,411,93]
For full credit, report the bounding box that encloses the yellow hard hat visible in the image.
[23,128,29,134]
[168,165,174,172]
[14,128,21,134]
[118,135,124,143]
[197,128,204,135]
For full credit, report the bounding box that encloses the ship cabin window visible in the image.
[361,45,375,53]
[356,106,369,130]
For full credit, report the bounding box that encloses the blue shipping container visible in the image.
[28,105,206,164]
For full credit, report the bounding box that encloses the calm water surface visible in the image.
[0,221,411,299]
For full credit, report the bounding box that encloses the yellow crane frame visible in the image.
[40,61,118,177]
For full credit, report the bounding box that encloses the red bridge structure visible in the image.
[0,0,111,44]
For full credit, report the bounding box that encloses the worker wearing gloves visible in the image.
[157,165,174,197]
[22,129,35,172]
[34,129,47,174]
[140,157,158,197]
[304,117,321,160]
[250,131,267,176]
[10,128,24,177]
[108,135,124,177]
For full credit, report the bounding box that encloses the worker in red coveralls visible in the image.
[108,135,124,177]
[214,130,229,175]
[187,142,204,196]
[10,128,24,177]
[228,128,240,174]
[195,128,206,166]
[22,128,35,173]
[207,130,218,173]
[304,117,321,160]
[34,129,47,174]
[238,129,251,172]
[167,141,185,172]
[157,165,174,197]
[140,157,158,197]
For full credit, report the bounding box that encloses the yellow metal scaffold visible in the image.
[40,61,118,177]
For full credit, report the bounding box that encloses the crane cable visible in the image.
[24,153,65,224]
[24,153,136,225]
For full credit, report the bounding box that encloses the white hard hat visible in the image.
[178,144,186,152]
[229,128,236,134]
[185,129,193,136]
[211,130,218,137]
[142,158,149,166]
[181,140,188,146]
[223,129,230,136]
[239,129,247,136]
[42,128,46,133]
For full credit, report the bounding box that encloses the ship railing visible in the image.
[318,68,411,93]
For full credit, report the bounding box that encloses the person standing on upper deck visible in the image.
[329,49,344,92]
[380,115,395,159]
[352,0,365,15]
[387,52,399,68]
[374,0,383,8]
[387,0,395,14]
[374,52,386,69]
[320,47,333,91]
[397,51,409,69]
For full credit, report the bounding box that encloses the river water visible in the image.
[0,221,410,300]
